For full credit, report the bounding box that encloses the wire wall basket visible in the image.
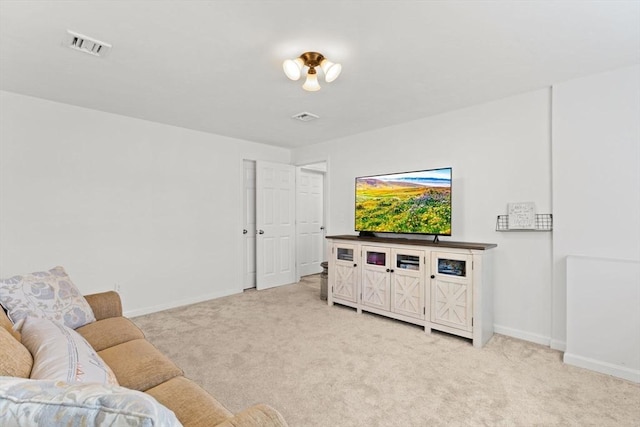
[496,214,553,231]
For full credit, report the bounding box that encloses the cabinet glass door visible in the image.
[336,247,354,262]
[397,254,420,271]
[366,250,386,266]
[437,258,466,277]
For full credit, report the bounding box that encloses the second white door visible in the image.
[296,168,325,277]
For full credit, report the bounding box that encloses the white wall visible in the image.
[551,65,640,355]
[0,91,289,315]
[565,256,639,382]
[293,89,554,344]
[3,64,636,352]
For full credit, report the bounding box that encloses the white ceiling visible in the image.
[1,1,639,149]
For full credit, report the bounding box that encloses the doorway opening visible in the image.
[296,162,327,278]
[242,159,327,290]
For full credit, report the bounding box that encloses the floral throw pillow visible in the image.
[0,378,182,427]
[0,266,95,329]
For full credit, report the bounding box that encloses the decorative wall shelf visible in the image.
[496,214,553,231]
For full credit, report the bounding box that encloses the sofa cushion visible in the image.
[76,316,145,352]
[98,339,183,391]
[146,376,233,426]
[17,316,118,385]
[0,266,95,329]
[217,404,290,427]
[0,327,33,378]
[0,378,182,427]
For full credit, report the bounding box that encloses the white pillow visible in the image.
[16,316,118,385]
[0,377,183,427]
[0,266,96,329]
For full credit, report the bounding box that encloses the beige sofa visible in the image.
[0,290,288,427]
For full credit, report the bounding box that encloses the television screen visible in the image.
[355,167,452,235]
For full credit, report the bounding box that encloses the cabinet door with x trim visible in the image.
[430,252,472,332]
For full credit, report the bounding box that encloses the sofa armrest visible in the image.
[84,291,123,320]
[216,404,288,427]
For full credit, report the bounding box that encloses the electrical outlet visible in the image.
[114,283,121,292]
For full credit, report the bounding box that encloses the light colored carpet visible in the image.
[134,275,640,426]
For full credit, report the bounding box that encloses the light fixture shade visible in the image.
[283,57,304,81]
[302,70,321,91]
[321,59,342,83]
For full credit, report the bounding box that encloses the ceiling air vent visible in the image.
[292,112,319,122]
[64,30,111,57]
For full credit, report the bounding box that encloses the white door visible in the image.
[242,160,257,289]
[256,161,296,290]
[296,168,324,277]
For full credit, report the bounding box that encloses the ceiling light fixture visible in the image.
[283,52,341,91]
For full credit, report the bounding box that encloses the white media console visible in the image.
[326,235,497,348]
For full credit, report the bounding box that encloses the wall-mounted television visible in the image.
[355,167,452,237]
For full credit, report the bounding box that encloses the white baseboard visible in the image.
[124,288,241,318]
[550,339,566,352]
[564,352,640,383]
[493,324,551,347]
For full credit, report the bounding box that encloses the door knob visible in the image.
[243,229,248,234]
[320,226,325,230]
[258,230,265,234]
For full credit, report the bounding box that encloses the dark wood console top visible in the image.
[326,234,497,250]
